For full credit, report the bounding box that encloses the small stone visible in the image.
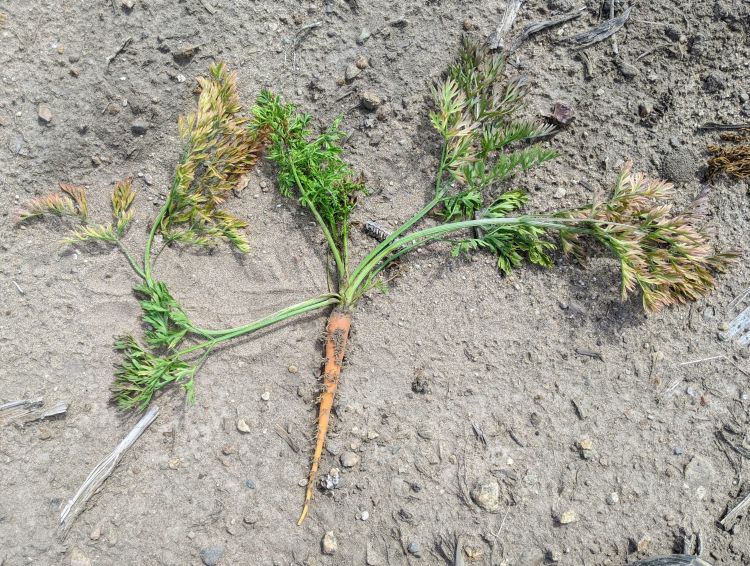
[70,547,91,566]
[606,492,619,505]
[322,531,338,555]
[553,187,566,199]
[618,61,639,80]
[245,479,256,489]
[131,118,148,135]
[320,467,340,490]
[38,104,53,124]
[200,546,224,566]
[674,446,684,455]
[236,418,251,433]
[121,0,135,11]
[355,56,369,70]
[546,547,563,563]
[293,13,304,25]
[168,457,181,469]
[463,18,476,31]
[357,28,371,44]
[558,510,577,524]
[361,91,383,111]
[340,451,360,468]
[38,427,52,440]
[221,444,236,455]
[287,365,298,374]
[360,510,369,521]
[260,391,270,401]
[345,64,361,83]
[89,526,101,540]
[470,479,500,512]
[407,542,422,557]
[68,54,80,63]
[632,534,651,553]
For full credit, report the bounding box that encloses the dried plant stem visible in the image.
[59,405,159,535]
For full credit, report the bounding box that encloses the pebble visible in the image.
[89,526,101,540]
[674,446,684,455]
[632,534,651,553]
[245,479,256,489]
[577,438,595,460]
[361,91,383,111]
[121,0,135,10]
[131,118,148,135]
[200,546,224,566]
[345,63,361,82]
[287,365,298,374]
[407,542,422,557]
[470,478,501,512]
[340,451,360,468]
[357,28,371,45]
[355,56,369,70]
[322,531,338,555]
[558,510,577,524]
[260,391,270,401]
[236,418,251,433]
[70,547,91,566]
[605,492,619,505]
[546,547,563,563]
[618,61,639,79]
[38,104,53,124]
[38,427,52,440]
[356,509,369,521]
[321,467,340,490]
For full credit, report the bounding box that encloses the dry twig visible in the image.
[564,6,631,49]
[506,6,585,54]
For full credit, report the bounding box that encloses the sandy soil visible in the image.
[1,1,750,565]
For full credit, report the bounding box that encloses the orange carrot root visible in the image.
[297,308,351,525]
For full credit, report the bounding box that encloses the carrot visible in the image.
[297,308,352,525]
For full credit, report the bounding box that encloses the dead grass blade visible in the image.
[59,405,159,536]
[563,6,631,49]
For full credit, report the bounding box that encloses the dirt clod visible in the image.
[322,531,338,555]
[660,147,696,183]
[470,478,500,512]
[340,451,359,468]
